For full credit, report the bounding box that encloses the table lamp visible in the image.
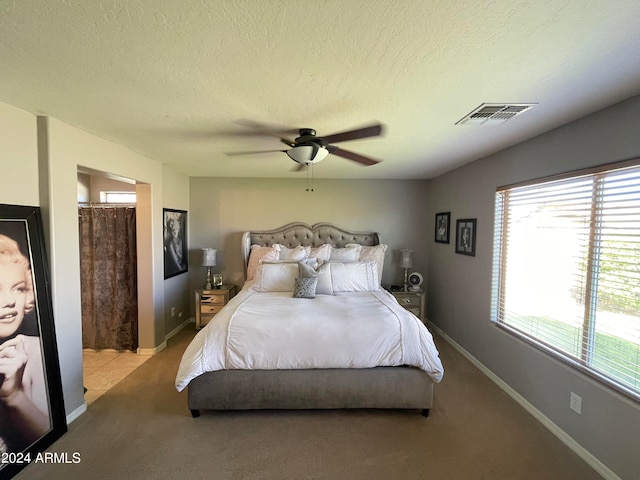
[400,249,413,292]
[202,248,217,290]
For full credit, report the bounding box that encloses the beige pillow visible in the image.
[309,244,332,263]
[330,244,361,262]
[246,244,281,281]
[274,244,309,261]
[347,243,387,284]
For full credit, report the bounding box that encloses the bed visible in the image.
[176,222,444,417]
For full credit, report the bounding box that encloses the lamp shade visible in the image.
[202,248,217,267]
[286,145,329,165]
[400,249,413,269]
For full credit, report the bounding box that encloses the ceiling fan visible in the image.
[224,122,384,170]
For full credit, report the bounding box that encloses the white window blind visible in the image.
[492,162,640,400]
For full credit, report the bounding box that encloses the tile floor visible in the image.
[82,349,152,405]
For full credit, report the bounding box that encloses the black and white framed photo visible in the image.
[163,208,188,279]
[0,204,67,479]
[455,218,477,256]
[434,212,451,244]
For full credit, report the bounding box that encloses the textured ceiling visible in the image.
[2,1,640,179]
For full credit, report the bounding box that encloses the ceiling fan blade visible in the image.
[290,163,308,172]
[280,138,296,147]
[224,149,286,156]
[228,120,299,148]
[234,119,299,136]
[322,123,384,144]
[331,147,381,166]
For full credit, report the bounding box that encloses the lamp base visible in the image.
[204,267,213,290]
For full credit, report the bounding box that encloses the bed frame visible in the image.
[188,222,434,417]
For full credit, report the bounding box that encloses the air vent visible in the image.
[456,103,536,126]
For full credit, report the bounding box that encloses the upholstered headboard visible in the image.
[241,222,381,273]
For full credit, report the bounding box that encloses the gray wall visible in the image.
[426,94,640,480]
[188,177,429,314]
[162,166,191,336]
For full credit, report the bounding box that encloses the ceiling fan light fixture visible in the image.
[286,145,329,165]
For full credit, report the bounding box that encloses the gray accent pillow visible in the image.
[293,277,318,298]
[298,261,334,295]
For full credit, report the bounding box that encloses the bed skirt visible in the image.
[187,366,434,417]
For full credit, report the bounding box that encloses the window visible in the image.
[492,160,640,401]
[99,191,136,204]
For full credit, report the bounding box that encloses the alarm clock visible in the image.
[408,272,423,291]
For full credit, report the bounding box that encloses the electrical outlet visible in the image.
[570,392,582,414]
[170,307,176,317]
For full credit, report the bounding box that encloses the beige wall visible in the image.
[88,176,136,202]
[44,117,168,416]
[426,94,640,480]
[0,102,39,205]
[188,177,429,313]
[77,172,90,202]
[1,101,178,423]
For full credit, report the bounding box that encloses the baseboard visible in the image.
[137,317,194,355]
[137,342,165,355]
[165,317,194,342]
[66,402,87,425]
[70,319,195,424]
[427,320,621,480]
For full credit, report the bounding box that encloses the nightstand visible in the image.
[195,284,237,329]
[389,289,425,322]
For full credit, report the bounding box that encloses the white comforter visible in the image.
[175,284,444,391]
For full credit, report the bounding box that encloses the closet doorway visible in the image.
[77,170,148,404]
[78,203,138,351]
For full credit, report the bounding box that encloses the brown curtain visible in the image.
[79,206,138,351]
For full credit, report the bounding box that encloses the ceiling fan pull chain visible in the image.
[306,163,310,192]
[305,163,315,192]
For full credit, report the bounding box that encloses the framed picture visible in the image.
[163,209,188,279]
[434,212,451,244]
[0,204,67,479]
[455,218,477,256]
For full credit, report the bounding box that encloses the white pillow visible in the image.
[253,262,298,291]
[331,261,380,292]
[301,257,319,269]
[298,261,334,295]
[275,244,309,261]
[347,243,387,284]
[247,244,281,281]
[330,244,361,262]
